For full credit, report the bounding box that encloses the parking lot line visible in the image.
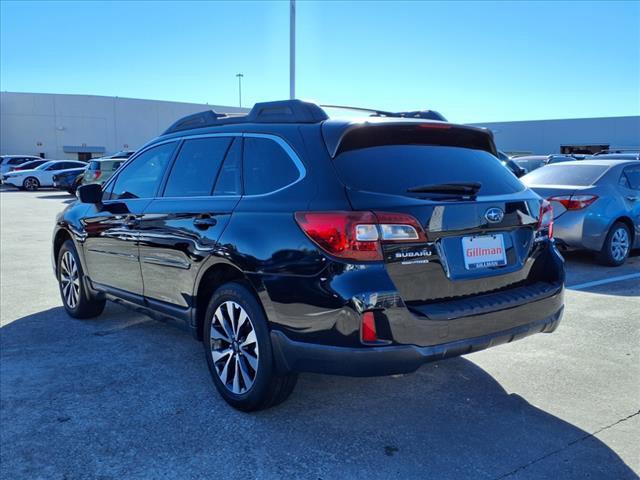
[567,273,640,291]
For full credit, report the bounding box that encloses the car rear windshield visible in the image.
[523,164,608,186]
[333,145,524,196]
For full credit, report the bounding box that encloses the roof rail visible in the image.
[163,100,449,136]
[162,99,329,135]
[321,104,447,122]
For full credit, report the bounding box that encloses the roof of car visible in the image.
[91,157,124,162]
[155,99,495,157]
[543,159,639,167]
[587,153,640,160]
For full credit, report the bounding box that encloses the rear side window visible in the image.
[163,137,232,197]
[110,142,176,200]
[523,164,608,186]
[243,137,300,195]
[622,166,640,190]
[334,145,524,196]
[213,138,242,195]
[88,161,100,171]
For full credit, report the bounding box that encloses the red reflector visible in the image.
[361,311,378,343]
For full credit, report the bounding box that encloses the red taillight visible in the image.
[537,200,554,238]
[294,211,426,261]
[94,170,102,180]
[361,311,378,343]
[548,194,598,210]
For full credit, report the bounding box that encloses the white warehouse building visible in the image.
[471,116,640,155]
[1,91,638,160]
[0,91,246,161]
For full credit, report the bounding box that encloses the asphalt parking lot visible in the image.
[1,188,638,480]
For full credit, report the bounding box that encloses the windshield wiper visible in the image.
[406,182,482,197]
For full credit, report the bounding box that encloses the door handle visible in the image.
[626,195,639,202]
[193,216,217,229]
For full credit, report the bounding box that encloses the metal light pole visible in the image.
[236,73,244,108]
[290,0,296,99]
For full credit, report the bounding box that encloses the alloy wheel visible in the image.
[611,227,630,262]
[24,178,38,191]
[60,251,80,309]
[209,301,259,394]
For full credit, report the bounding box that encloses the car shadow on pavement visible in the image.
[1,306,637,479]
[36,193,75,200]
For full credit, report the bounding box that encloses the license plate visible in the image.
[462,234,507,270]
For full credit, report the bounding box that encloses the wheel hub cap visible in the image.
[210,301,259,394]
[611,228,629,261]
[59,251,80,309]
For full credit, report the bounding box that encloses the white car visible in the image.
[1,160,87,191]
[0,155,43,174]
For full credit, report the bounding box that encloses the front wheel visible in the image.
[203,282,297,411]
[598,222,631,266]
[57,240,106,318]
[23,177,40,191]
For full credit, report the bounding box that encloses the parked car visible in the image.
[588,153,640,161]
[52,167,87,194]
[497,151,526,177]
[522,159,640,265]
[9,159,49,171]
[512,154,583,173]
[0,155,42,174]
[53,100,564,411]
[513,155,549,173]
[82,158,125,186]
[108,149,136,159]
[1,160,87,191]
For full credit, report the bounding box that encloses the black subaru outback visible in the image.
[52,100,564,411]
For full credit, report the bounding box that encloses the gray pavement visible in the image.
[1,188,639,479]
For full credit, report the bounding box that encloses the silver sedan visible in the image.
[522,159,640,266]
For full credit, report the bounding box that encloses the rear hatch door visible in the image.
[330,129,546,303]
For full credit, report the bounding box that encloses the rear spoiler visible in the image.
[322,119,497,158]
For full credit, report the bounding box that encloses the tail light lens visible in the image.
[537,200,554,238]
[94,170,102,180]
[548,194,598,210]
[294,211,426,261]
[361,311,378,343]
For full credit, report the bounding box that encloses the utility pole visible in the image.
[290,0,296,99]
[236,73,244,108]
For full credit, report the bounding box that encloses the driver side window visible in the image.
[109,142,177,200]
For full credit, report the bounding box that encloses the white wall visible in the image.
[470,116,640,155]
[0,92,247,159]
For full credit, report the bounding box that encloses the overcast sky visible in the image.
[1,0,639,123]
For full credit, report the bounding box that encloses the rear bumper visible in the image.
[553,210,608,252]
[271,299,564,377]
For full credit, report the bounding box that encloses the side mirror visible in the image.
[77,183,103,204]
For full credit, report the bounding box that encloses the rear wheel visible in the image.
[598,222,631,266]
[203,282,297,411]
[23,177,39,191]
[57,240,106,318]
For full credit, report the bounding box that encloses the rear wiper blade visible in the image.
[406,182,482,195]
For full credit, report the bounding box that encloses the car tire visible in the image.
[22,177,40,191]
[57,240,106,318]
[203,282,297,411]
[597,222,631,266]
